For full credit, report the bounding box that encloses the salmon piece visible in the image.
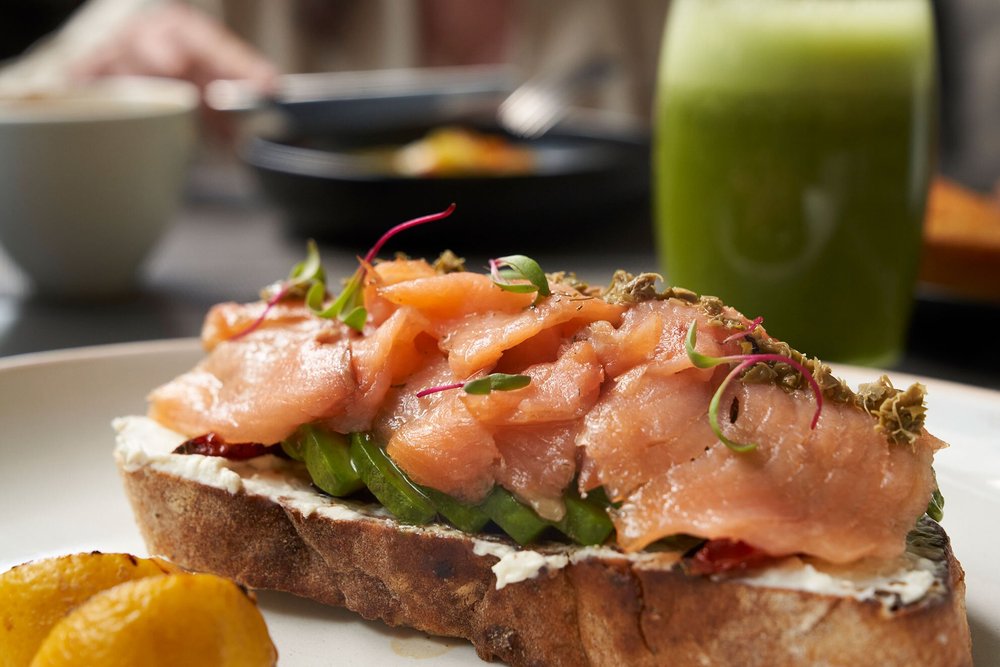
[611,382,940,562]
[201,300,318,350]
[371,356,456,442]
[493,326,564,372]
[440,285,625,377]
[373,258,438,285]
[148,324,355,444]
[363,258,439,325]
[386,395,499,503]
[324,307,434,433]
[494,423,579,521]
[576,299,753,498]
[462,341,602,516]
[462,340,603,426]
[585,299,741,379]
[378,272,535,321]
[576,366,718,501]
[382,341,601,511]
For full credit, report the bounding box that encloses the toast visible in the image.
[115,416,972,667]
[115,220,973,665]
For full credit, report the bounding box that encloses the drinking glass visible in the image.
[653,0,936,365]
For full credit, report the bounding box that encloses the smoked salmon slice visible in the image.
[608,382,940,563]
[149,320,354,445]
[147,255,942,564]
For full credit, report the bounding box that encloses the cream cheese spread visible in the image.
[734,554,944,607]
[114,416,243,493]
[471,540,571,590]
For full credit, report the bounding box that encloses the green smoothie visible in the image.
[654,0,935,365]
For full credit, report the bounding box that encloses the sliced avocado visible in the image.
[303,425,364,497]
[350,432,436,525]
[552,493,614,546]
[280,430,306,462]
[481,487,549,545]
[421,486,491,533]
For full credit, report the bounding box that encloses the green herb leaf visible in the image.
[340,306,368,330]
[237,241,329,340]
[490,255,551,303]
[490,279,539,294]
[307,271,367,331]
[685,320,726,369]
[305,281,332,315]
[684,320,824,453]
[707,359,758,452]
[290,239,325,286]
[416,373,531,398]
[463,373,531,395]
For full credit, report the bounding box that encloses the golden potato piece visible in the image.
[30,573,277,667]
[0,552,176,667]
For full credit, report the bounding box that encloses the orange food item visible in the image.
[0,553,177,667]
[29,573,276,667]
[921,177,1000,302]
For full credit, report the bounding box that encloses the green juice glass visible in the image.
[653,0,936,366]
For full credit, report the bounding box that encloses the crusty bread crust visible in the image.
[119,463,973,666]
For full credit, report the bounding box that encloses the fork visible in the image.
[497,58,616,139]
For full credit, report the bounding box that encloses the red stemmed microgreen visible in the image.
[416,373,531,398]
[489,255,551,304]
[364,204,457,265]
[307,204,457,331]
[723,316,763,344]
[232,239,326,339]
[235,205,456,338]
[686,320,823,453]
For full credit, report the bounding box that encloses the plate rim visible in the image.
[0,338,201,372]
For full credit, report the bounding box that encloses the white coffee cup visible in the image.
[0,77,198,298]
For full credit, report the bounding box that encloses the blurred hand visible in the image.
[72,2,278,142]
[72,2,277,89]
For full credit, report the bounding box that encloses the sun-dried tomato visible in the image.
[173,433,281,460]
[686,539,776,576]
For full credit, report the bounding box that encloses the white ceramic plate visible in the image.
[0,340,997,665]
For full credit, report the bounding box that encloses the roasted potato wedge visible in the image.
[29,573,277,667]
[0,552,176,667]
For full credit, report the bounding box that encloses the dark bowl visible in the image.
[243,120,652,251]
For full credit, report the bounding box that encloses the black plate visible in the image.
[243,121,652,251]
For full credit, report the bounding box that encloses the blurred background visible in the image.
[0,0,997,389]
[3,0,998,190]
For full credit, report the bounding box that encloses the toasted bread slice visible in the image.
[114,416,972,667]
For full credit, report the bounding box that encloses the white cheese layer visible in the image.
[734,554,944,606]
[114,415,945,603]
[114,416,243,493]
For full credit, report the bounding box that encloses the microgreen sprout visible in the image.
[723,316,764,344]
[305,204,457,331]
[416,373,531,398]
[232,240,326,339]
[489,255,551,304]
[236,205,456,338]
[686,320,823,452]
